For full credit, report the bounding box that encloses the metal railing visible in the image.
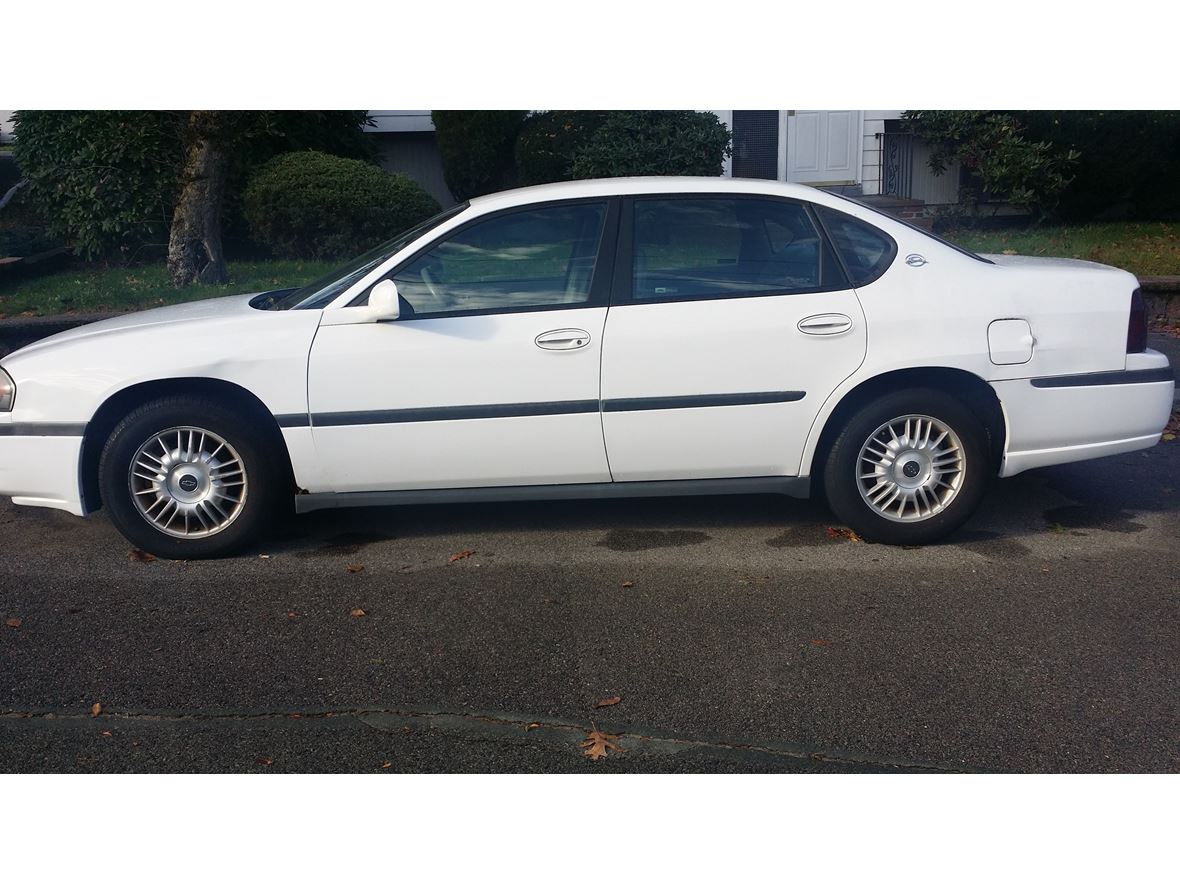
[877,132,917,199]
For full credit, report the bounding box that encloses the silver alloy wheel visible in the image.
[127,426,248,538]
[856,413,965,523]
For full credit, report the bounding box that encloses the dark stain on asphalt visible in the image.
[1042,505,1146,535]
[765,526,832,548]
[951,530,1031,559]
[293,531,395,558]
[598,528,711,551]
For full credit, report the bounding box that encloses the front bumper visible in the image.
[994,350,1175,477]
[0,428,85,515]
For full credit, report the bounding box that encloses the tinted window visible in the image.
[815,207,896,286]
[261,203,469,310]
[631,198,836,301]
[391,202,607,316]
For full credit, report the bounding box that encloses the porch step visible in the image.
[858,194,933,230]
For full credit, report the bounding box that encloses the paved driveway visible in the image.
[1,335,1177,773]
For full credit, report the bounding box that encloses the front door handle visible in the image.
[798,313,853,335]
[535,328,591,350]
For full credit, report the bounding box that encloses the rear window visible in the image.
[815,207,897,287]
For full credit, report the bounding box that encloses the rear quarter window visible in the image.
[815,206,897,287]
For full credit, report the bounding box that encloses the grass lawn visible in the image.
[945,222,1180,277]
[0,259,335,318]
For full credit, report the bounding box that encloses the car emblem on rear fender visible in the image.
[905,253,927,267]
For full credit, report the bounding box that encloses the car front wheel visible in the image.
[98,395,281,558]
[822,388,990,545]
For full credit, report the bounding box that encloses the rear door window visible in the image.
[629,197,844,301]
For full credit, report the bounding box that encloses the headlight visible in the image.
[0,367,14,411]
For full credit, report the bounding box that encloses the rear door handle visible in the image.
[535,328,591,350]
[798,313,853,335]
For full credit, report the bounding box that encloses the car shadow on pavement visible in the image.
[257,443,1180,559]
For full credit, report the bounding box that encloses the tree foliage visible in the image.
[431,111,528,201]
[243,150,440,259]
[12,111,183,260]
[11,110,373,264]
[902,111,1080,221]
[1009,111,1180,221]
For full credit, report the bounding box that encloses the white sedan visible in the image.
[0,177,1173,556]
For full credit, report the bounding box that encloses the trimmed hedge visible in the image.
[243,151,440,259]
[432,111,527,201]
[569,111,732,179]
[515,111,610,186]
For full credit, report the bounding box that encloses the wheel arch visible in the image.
[79,377,296,513]
[803,366,1007,492]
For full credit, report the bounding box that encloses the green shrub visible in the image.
[243,150,440,259]
[431,111,527,200]
[515,111,610,186]
[12,111,184,260]
[903,111,1080,222]
[569,111,732,179]
[1010,111,1180,222]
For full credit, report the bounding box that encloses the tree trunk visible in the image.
[167,111,229,286]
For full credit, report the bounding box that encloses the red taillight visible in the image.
[1127,287,1147,353]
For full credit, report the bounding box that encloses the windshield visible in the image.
[828,192,993,265]
[254,202,469,310]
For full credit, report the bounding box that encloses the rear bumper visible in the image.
[0,429,85,515]
[994,352,1174,477]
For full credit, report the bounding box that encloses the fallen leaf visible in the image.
[825,526,862,543]
[91,703,102,717]
[5,617,21,628]
[286,611,299,619]
[350,608,367,617]
[524,722,541,731]
[382,761,392,769]
[128,549,157,562]
[581,729,624,761]
[621,580,635,588]
[1163,433,1176,442]
[448,549,476,563]
[100,730,113,737]
[255,757,273,766]
[809,639,831,647]
[259,554,271,559]
[346,564,365,574]
[595,696,621,708]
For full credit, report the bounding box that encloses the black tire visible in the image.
[98,395,283,559]
[822,387,990,545]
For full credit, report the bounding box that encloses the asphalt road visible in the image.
[2,340,1178,773]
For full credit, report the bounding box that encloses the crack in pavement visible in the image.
[0,706,973,773]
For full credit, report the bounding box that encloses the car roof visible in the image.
[467,176,843,212]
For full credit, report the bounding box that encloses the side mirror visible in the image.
[367,279,401,322]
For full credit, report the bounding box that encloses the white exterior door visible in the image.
[600,195,867,481]
[786,110,862,184]
[306,200,615,493]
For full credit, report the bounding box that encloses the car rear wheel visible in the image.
[822,388,990,545]
[98,395,282,558]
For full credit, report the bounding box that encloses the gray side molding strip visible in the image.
[1030,366,1174,388]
